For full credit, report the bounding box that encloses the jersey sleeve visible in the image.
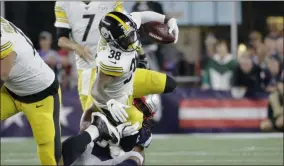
[130,11,165,29]
[97,50,124,77]
[1,36,15,60]
[54,2,71,29]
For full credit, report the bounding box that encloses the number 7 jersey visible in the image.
[92,46,138,109]
[54,1,124,70]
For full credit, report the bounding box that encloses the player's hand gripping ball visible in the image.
[141,21,176,44]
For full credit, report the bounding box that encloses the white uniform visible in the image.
[1,17,55,96]
[91,12,146,109]
[54,1,124,69]
[54,1,125,110]
[93,46,138,109]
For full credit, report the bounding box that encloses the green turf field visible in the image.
[1,133,283,165]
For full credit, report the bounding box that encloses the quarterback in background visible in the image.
[1,17,61,165]
[54,0,125,111]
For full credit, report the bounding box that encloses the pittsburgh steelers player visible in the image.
[1,17,61,165]
[54,1,178,112]
[54,0,125,111]
[91,11,177,130]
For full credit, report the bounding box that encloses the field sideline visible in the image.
[1,133,283,165]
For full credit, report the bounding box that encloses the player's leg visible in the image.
[77,68,96,111]
[22,90,61,165]
[62,112,119,166]
[275,115,284,131]
[133,69,176,98]
[0,86,19,120]
[260,118,276,132]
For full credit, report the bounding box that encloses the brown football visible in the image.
[140,21,175,44]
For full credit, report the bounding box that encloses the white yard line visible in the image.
[147,151,282,157]
[1,133,283,142]
[147,159,283,164]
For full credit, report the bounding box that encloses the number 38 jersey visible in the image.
[92,46,137,108]
[54,1,124,70]
[1,17,55,96]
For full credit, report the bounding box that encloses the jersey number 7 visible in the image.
[82,14,95,42]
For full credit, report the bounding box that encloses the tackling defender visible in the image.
[62,95,156,166]
[1,17,61,165]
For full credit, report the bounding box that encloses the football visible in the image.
[140,21,175,44]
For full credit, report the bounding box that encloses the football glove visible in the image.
[106,99,129,123]
[167,18,179,43]
[138,54,149,69]
[116,122,139,138]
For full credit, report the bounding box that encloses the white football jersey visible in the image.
[54,1,125,70]
[1,17,55,96]
[91,12,144,109]
[92,45,138,109]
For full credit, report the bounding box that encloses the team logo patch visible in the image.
[99,4,107,12]
[101,27,109,38]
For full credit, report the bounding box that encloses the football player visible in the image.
[62,95,156,166]
[92,11,177,129]
[54,1,178,112]
[54,1,125,111]
[1,17,61,165]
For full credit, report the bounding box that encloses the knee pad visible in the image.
[164,76,177,93]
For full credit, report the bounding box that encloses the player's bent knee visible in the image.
[164,75,177,93]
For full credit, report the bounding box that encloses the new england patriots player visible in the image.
[62,95,157,166]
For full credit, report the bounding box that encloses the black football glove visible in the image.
[138,54,149,69]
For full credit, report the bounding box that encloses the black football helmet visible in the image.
[99,11,140,52]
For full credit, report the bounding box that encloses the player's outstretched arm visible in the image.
[131,11,179,43]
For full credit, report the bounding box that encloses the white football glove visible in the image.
[167,18,179,43]
[116,122,139,138]
[106,99,129,123]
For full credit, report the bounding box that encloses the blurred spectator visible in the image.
[232,53,263,93]
[132,1,164,71]
[264,17,283,56]
[202,40,237,91]
[38,31,59,76]
[261,55,283,92]
[200,33,217,70]
[260,76,283,132]
[205,33,217,58]
[248,31,267,66]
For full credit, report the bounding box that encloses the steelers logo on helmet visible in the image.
[100,27,109,39]
[99,11,141,52]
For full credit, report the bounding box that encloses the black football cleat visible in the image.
[91,112,120,145]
